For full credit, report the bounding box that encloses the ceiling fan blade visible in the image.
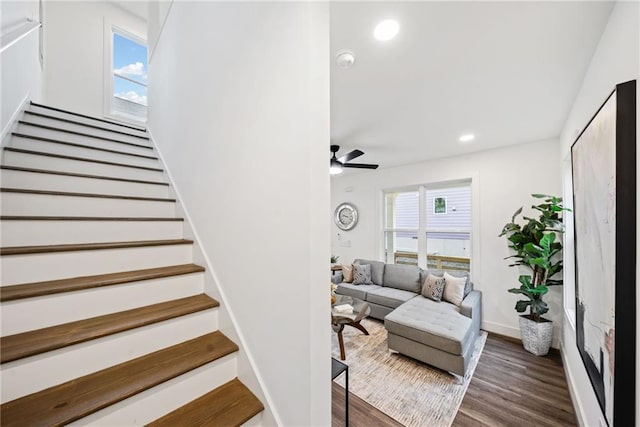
[338,149,364,163]
[343,163,379,169]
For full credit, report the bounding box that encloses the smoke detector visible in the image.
[336,51,355,69]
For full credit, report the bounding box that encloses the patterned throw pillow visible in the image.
[352,263,372,285]
[342,264,354,283]
[443,272,467,306]
[421,273,446,302]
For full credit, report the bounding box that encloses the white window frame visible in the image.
[382,180,473,272]
[103,20,147,125]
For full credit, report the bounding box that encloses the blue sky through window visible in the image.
[113,32,147,106]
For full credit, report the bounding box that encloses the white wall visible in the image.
[558,2,639,426]
[42,1,145,119]
[147,2,330,426]
[1,1,42,139]
[331,139,563,344]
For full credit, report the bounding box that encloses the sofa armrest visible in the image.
[331,271,344,284]
[460,290,482,335]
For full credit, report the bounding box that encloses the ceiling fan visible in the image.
[330,144,379,175]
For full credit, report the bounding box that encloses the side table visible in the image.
[331,357,348,427]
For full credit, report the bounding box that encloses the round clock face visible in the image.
[334,203,358,231]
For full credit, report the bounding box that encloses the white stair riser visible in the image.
[27,105,148,138]
[0,169,169,198]
[244,413,264,427]
[2,151,165,182]
[1,273,205,335]
[11,137,160,169]
[67,355,237,426]
[1,220,183,246]
[1,244,193,285]
[1,193,176,217]
[23,112,150,145]
[0,309,218,403]
[15,123,154,157]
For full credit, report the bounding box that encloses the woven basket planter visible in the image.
[519,315,553,356]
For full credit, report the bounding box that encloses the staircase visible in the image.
[0,102,264,426]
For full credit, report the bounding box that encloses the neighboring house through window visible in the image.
[384,181,472,273]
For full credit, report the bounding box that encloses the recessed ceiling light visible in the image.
[374,19,399,41]
[459,133,475,142]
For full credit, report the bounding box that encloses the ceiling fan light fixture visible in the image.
[330,158,343,175]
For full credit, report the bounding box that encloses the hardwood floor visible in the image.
[332,332,577,427]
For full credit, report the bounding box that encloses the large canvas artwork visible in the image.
[571,80,636,426]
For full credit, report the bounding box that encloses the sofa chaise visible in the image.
[332,258,482,376]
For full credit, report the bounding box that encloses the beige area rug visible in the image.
[331,318,487,427]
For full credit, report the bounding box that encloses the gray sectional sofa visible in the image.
[332,258,482,376]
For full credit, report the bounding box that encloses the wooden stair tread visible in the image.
[17,121,151,148]
[0,331,237,426]
[13,131,157,159]
[1,215,183,221]
[0,264,204,302]
[147,378,264,427]
[30,101,147,133]
[1,187,176,202]
[4,147,163,171]
[0,165,169,186]
[0,294,219,363]
[23,111,150,140]
[1,239,193,256]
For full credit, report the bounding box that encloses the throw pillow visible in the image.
[443,272,466,306]
[352,263,372,285]
[421,273,446,302]
[342,264,354,283]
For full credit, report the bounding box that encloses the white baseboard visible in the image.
[1,94,30,148]
[560,339,587,427]
[482,320,561,349]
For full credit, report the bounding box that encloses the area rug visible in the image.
[331,318,487,427]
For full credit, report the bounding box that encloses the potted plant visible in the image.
[331,255,340,265]
[499,194,569,356]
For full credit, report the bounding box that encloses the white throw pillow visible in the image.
[442,272,467,306]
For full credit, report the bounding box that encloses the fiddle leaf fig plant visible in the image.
[499,194,569,322]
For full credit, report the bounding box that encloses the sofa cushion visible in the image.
[353,263,373,285]
[420,269,472,297]
[366,287,417,309]
[384,263,421,293]
[342,264,354,282]
[442,272,466,306]
[421,273,446,302]
[385,296,472,355]
[336,282,381,300]
[355,259,385,285]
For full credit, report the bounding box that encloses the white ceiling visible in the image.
[330,1,614,173]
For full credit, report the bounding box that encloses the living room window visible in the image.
[384,182,471,272]
[384,190,419,265]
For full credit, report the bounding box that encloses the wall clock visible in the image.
[334,202,358,231]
